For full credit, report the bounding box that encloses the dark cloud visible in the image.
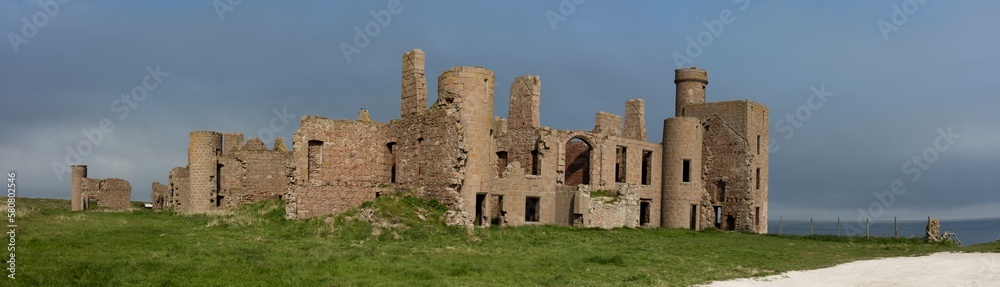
[1,0,997,220]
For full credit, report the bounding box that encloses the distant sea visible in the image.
[767,217,1000,246]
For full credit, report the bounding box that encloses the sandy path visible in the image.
[700,252,1000,287]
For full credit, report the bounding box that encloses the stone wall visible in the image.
[684,100,768,233]
[151,182,168,209]
[287,116,390,218]
[584,184,640,229]
[70,165,131,211]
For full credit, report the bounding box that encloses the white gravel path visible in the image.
[700,252,1000,287]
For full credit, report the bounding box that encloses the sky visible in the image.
[1,0,998,221]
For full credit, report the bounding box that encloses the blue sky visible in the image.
[1,0,998,221]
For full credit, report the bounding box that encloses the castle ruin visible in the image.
[138,49,769,232]
[70,165,132,211]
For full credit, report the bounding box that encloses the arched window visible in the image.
[564,137,592,185]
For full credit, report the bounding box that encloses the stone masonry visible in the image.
[70,165,131,211]
[139,49,769,233]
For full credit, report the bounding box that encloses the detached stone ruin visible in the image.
[69,165,131,211]
[78,49,772,232]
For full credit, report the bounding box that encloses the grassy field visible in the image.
[7,196,996,286]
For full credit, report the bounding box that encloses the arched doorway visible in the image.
[564,137,592,186]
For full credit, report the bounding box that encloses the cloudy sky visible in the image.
[2,1,997,221]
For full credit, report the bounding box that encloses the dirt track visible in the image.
[701,252,1000,287]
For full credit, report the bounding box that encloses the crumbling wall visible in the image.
[151,182,168,209]
[217,137,294,209]
[685,100,767,233]
[70,165,131,211]
[583,184,640,229]
[623,98,646,141]
[166,167,188,210]
[288,116,390,218]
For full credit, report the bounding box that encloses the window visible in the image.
[530,150,540,175]
[307,140,323,182]
[564,138,591,185]
[386,142,397,183]
[717,180,726,201]
[682,159,691,183]
[639,199,651,226]
[615,146,627,183]
[416,138,423,180]
[641,150,652,185]
[755,207,761,227]
[756,135,760,155]
[525,197,541,222]
[756,168,761,190]
[496,151,508,177]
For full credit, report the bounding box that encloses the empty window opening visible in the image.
[307,140,323,182]
[375,192,381,199]
[716,180,727,202]
[525,197,541,222]
[755,207,761,228]
[490,195,505,226]
[639,199,651,226]
[496,151,508,177]
[682,159,691,183]
[756,168,761,190]
[641,150,652,185]
[530,150,540,176]
[86,198,98,210]
[615,146,627,183]
[756,135,761,155]
[416,138,423,180]
[215,163,223,207]
[564,137,592,186]
[690,205,698,230]
[386,142,397,183]
[714,206,723,229]
[475,193,487,226]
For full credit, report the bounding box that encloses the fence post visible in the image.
[810,218,814,236]
[837,217,840,237]
[866,218,870,239]
[894,216,898,239]
[779,217,783,235]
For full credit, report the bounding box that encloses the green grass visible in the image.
[7,197,995,286]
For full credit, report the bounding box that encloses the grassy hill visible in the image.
[7,196,994,286]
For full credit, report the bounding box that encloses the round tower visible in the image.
[674,67,708,117]
[187,131,222,213]
[437,66,495,218]
[70,165,87,211]
[660,117,703,229]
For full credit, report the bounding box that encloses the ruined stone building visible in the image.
[145,49,769,233]
[70,165,132,211]
[150,134,293,213]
